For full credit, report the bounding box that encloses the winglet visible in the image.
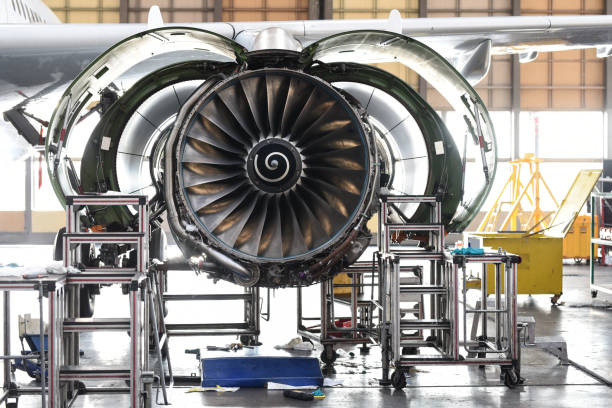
[148,5,164,29]
[388,9,402,34]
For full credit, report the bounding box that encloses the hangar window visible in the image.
[0,161,25,211]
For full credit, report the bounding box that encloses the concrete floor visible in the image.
[1,245,611,407]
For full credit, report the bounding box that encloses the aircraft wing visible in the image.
[2,14,612,56]
[2,14,612,160]
[2,14,612,87]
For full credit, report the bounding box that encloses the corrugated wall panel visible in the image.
[222,0,309,21]
[126,0,215,23]
[46,0,120,23]
[427,0,512,111]
[520,0,605,110]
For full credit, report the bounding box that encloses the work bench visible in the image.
[0,274,66,408]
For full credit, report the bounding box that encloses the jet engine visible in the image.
[45,28,496,287]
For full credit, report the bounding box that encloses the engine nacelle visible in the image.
[45,27,496,288]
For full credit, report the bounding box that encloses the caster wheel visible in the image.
[502,369,520,388]
[591,290,598,298]
[402,346,418,355]
[240,335,260,346]
[359,345,370,355]
[550,294,561,305]
[320,346,337,365]
[391,370,407,390]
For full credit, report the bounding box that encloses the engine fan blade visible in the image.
[182,139,244,166]
[303,177,360,219]
[187,178,247,211]
[296,183,345,237]
[303,167,365,195]
[280,193,307,256]
[258,196,283,257]
[217,85,260,143]
[266,74,290,136]
[235,195,269,255]
[200,189,253,233]
[288,189,328,250]
[305,145,366,170]
[199,98,253,147]
[189,116,246,155]
[240,76,270,136]
[213,191,260,248]
[280,76,312,138]
[182,163,243,187]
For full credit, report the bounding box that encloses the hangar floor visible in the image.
[1,245,611,407]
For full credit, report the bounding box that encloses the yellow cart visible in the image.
[472,169,601,303]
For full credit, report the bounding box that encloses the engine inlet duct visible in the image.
[166,68,378,286]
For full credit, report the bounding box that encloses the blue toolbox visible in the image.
[200,347,323,388]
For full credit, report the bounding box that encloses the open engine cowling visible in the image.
[45,27,496,288]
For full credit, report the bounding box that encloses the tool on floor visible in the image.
[312,388,326,399]
[206,346,230,352]
[185,348,202,358]
[22,273,46,279]
[283,390,314,401]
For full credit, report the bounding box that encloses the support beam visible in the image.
[322,0,332,19]
[308,0,331,19]
[606,59,612,159]
[606,0,612,159]
[512,0,520,159]
[119,0,128,23]
[512,55,520,159]
[418,0,427,98]
[308,0,320,20]
[24,156,32,237]
[213,0,222,22]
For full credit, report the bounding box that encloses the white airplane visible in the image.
[1,0,612,163]
[3,0,612,290]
